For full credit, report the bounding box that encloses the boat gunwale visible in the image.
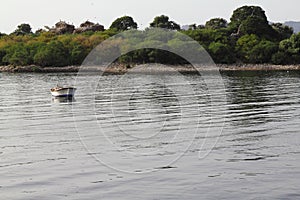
[50,87,77,92]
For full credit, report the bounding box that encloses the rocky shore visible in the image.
[1,64,300,74]
[217,64,300,71]
[0,65,80,73]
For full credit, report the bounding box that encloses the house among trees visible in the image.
[74,21,104,33]
[47,21,75,34]
[45,20,104,34]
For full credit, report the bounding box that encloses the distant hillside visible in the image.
[181,25,189,30]
[284,21,300,33]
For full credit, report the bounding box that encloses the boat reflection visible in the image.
[52,96,76,103]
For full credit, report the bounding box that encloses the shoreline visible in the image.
[1,64,300,73]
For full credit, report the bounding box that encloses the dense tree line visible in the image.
[0,6,299,67]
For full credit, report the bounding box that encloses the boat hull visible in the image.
[51,88,76,97]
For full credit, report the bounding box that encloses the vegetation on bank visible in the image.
[0,5,299,67]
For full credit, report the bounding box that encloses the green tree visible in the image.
[229,6,268,30]
[271,51,290,65]
[236,34,277,63]
[236,34,260,62]
[208,42,234,63]
[0,32,6,38]
[250,40,278,63]
[150,15,180,30]
[239,16,275,39]
[183,28,230,49]
[272,33,300,64]
[70,42,88,65]
[109,16,138,31]
[2,43,31,66]
[27,42,47,63]
[12,23,32,35]
[271,23,293,41]
[205,18,227,29]
[33,41,70,67]
[0,48,7,65]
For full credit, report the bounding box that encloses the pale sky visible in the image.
[1,0,300,33]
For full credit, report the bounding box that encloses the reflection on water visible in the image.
[220,71,300,168]
[225,71,271,126]
[52,96,76,103]
[0,71,300,200]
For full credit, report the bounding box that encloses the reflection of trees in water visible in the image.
[224,71,272,127]
[221,71,300,150]
[220,71,275,161]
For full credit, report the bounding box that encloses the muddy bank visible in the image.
[1,64,300,73]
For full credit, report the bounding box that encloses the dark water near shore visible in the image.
[0,70,300,199]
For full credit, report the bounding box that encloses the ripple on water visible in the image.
[0,71,300,199]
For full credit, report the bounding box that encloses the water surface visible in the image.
[0,70,300,199]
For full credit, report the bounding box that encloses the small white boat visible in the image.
[50,86,76,97]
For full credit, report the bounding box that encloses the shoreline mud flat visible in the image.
[1,64,300,74]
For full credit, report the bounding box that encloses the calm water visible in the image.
[0,70,300,199]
